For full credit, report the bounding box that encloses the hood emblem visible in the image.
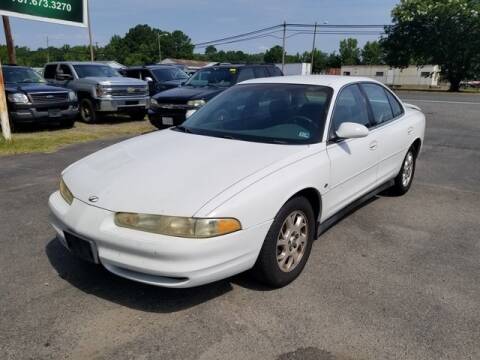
[127,87,135,93]
[88,196,99,203]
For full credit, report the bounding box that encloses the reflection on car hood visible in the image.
[63,129,307,216]
[152,85,224,102]
[82,76,147,86]
[6,83,70,93]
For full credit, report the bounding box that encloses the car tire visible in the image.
[252,196,315,288]
[80,98,97,124]
[389,148,416,196]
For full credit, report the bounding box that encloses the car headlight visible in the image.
[59,178,74,205]
[150,98,158,108]
[95,85,111,98]
[187,99,206,108]
[114,213,241,238]
[68,91,78,102]
[8,93,30,104]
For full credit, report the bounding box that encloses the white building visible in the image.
[340,64,442,88]
[275,63,312,76]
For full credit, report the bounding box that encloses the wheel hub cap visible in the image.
[276,210,308,273]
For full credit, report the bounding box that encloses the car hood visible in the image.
[5,82,70,93]
[63,130,307,216]
[81,76,147,86]
[152,85,224,102]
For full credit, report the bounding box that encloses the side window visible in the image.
[44,64,57,79]
[330,84,370,137]
[253,67,268,78]
[237,68,255,82]
[125,70,142,79]
[268,66,283,76]
[361,83,394,124]
[385,90,404,118]
[59,64,73,76]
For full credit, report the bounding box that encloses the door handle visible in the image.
[369,141,378,151]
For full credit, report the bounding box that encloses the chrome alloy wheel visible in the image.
[402,151,414,187]
[276,210,308,272]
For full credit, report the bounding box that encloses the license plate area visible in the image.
[162,117,174,125]
[64,232,98,263]
[48,109,61,117]
[125,100,139,106]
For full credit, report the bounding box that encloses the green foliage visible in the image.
[264,45,284,63]
[339,38,360,65]
[381,0,480,91]
[361,41,385,65]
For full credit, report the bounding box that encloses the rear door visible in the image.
[360,83,411,184]
[323,84,379,218]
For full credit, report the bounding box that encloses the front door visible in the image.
[323,84,379,218]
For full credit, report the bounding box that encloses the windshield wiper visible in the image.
[173,125,193,133]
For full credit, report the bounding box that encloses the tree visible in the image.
[339,38,360,65]
[205,45,217,59]
[381,0,480,91]
[361,41,384,65]
[264,45,283,64]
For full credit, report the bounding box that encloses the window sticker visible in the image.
[298,131,310,139]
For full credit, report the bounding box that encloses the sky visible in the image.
[4,0,399,55]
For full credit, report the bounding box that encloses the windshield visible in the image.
[185,67,236,87]
[152,68,189,82]
[3,67,45,84]
[179,84,333,144]
[73,65,121,78]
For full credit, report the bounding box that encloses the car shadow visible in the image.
[45,238,235,313]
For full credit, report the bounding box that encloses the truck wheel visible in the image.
[252,196,315,288]
[80,98,97,123]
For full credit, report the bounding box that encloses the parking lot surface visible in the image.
[1,91,479,360]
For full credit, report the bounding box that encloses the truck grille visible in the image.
[29,92,69,104]
[109,85,148,97]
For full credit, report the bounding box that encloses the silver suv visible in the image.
[44,62,149,123]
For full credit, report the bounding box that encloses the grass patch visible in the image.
[0,119,156,156]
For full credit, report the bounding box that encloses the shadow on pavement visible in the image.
[45,238,233,313]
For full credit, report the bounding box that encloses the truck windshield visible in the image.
[152,68,189,82]
[179,83,333,145]
[73,65,121,78]
[185,68,236,87]
[3,67,45,84]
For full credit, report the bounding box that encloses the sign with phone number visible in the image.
[0,0,87,27]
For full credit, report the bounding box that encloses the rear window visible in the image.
[44,64,57,79]
[267,66,283,76]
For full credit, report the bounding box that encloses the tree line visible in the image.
[1,0,479,91]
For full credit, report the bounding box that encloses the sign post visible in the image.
[0,60,12,142]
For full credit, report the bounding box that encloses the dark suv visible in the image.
[2,65,78,128]
[121,65,189,96]
[148,64,283,129]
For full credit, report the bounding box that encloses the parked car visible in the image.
[43,62,149,123]
[2,65,78,129]
[49,75,425,288]
[120,65,189,96]
[148,64,283,129]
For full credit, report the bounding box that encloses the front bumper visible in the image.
[9,104,78,123]
[95,96,150,112]
[48,191,271,288]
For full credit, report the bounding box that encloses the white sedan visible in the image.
[49,76,425,288]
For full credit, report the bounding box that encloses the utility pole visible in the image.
[0,60,12,141]
[2,16,16,65]
[87,0,94,61]
[46,36,50,63]
[158,33,162,63]
[310,22,317,74]
[281,21,286,73]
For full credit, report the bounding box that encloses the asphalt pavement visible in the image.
[1,91,479,360]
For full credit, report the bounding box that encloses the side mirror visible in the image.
[336,122,369,139]
[145,77,154,83]
[56,73,73,81]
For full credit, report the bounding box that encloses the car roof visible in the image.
[2,65,30,69]
[45,61,110,66]
[204,64,276,69]
[241,75,384,90]
[126,65,177,70]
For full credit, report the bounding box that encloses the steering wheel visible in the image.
[290,115,319,130]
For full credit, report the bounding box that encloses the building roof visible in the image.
[242,75,383,89]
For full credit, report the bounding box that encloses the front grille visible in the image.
[29,92,69,104]
[109,85,148,97]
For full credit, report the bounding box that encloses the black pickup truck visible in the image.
[3,65,78,128]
